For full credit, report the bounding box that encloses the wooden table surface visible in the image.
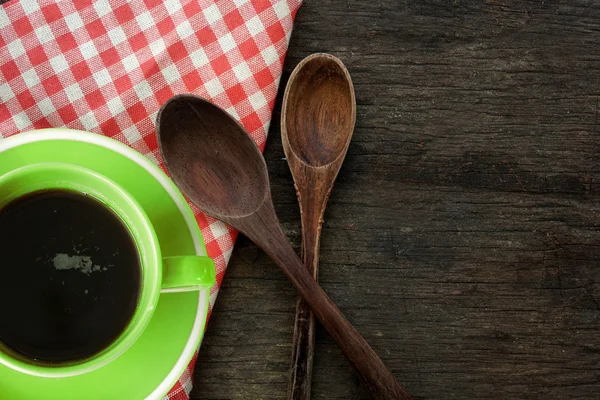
[192,1,600,398]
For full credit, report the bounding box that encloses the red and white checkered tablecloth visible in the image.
[0,0,302,398]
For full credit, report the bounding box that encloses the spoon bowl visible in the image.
[283,54,355,167]
[157,95,268,219]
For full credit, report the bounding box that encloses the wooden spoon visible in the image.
[281,53,356,400]
[156,94,411,400]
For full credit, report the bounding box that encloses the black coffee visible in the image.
[0,189,141,364]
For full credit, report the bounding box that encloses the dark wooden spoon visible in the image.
[156,94,411,400]
[281,53,356,400]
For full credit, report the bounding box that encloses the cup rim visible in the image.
[0,162,162,378]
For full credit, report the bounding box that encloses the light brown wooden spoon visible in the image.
[156,94,411,400]
[281,53,356,400]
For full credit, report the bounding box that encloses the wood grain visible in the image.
[193,0,600,398]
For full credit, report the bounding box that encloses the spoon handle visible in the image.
[276,228,410,399]
[288,184,327,400]
[241,203,412,400]
[288,287,316,399]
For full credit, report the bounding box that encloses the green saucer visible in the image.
[0,129,210,399]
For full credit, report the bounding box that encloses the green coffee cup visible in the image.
[0,162,215,378]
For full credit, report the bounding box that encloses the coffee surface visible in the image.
[0,190,140,363]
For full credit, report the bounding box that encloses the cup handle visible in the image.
[161,256,216,293]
